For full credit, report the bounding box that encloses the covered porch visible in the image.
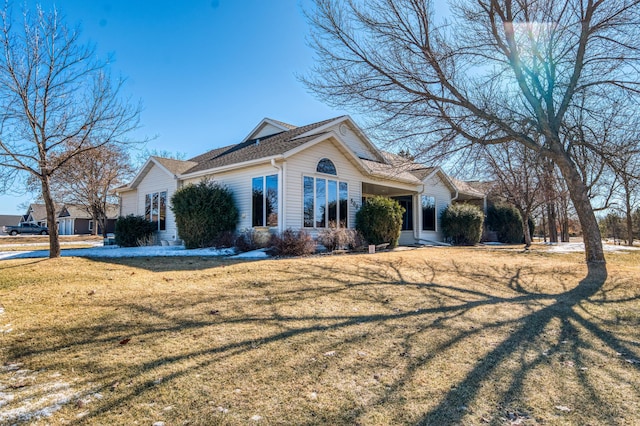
[362,182,422,246]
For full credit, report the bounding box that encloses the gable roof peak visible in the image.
[263,118,297,130]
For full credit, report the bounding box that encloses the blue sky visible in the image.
[0,0,345,214]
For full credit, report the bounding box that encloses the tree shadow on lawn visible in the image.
[3,256,640,424]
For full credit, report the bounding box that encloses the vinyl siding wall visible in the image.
[325,123,379,161]
[418,174,453,242]
[132,164,179,241]
[119,191,137,217]
[182,163,282,232]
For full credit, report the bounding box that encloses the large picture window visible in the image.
[303,176,348,228]
[145,191,167,231]
[422,195,436,231]
[252,174,278,227]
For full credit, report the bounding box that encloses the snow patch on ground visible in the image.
[0,245,237,260]
[544,242,640,253]
[0,366,97,424]
[231,248,270,259]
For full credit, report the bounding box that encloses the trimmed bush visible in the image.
[171,180,239,249]
[486,204,525,243]
[114,215,157,247]
[440,203,484,245]
[268,229,316,256]
[355,196,405,248]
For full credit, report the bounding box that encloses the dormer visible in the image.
[242,118,297,142]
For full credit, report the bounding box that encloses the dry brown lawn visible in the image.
[0,247,638,425]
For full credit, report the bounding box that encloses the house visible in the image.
[21,203,118,235]
[57,204,119,235]
[21,204,52,227]
[117,116,484,245]
[0,215,22,235]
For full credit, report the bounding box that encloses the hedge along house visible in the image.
[116,116,483,245]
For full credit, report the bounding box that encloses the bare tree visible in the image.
[46,141,134,237]
[610,151,640,245]
[483,143,545,248]
[0,5,140,257]
[306,0,640,271]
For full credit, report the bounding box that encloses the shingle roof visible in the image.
[152,156,198,175]
[361,151,437,183]
[450,178,487,198]
[60,204,119,219]
[28,204,52,221]
[183,117,343,175]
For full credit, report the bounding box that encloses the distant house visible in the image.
[21,204,52,227]
[21,203,118,235]
[57,204,118,235]
[0,215,22,235]
[117,116,484,245]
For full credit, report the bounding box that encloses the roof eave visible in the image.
[297,115,387,163]
[179,155,285,180]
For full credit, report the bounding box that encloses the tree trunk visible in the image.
[561,205,570,243]
[552,153,605,265]
[90,207,100,236]
[41,177,61,258]
[625,184,634,246]
[521,213,532,249]
[547,202,558,243]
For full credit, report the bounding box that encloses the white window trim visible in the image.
[302,174,348,229]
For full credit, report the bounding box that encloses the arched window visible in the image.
[316,158,337,175]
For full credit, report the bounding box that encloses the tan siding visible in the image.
[418,174,453,242]
[135,164,179,241]
[285,139,364,232]
[119,191,137,217]
[326,123,379,161]
[182,163,281,232]
[254,123,284,139]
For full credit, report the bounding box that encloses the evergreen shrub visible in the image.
[355,196,405,248]
[440,203,484,245]
[114,215,157,247]
[486,204,524,243]
[171,180,239,249]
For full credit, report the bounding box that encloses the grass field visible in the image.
[0,247,638,425]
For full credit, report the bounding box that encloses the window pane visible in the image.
[316,178,326,228]
[339,182,348,228]
[303,176,314,227]
[394,196,413,231]
[316,158,337,175]
[327,180,337,227]
[422,196,436,231]
[266,174,278,227]
[145,194,151,222]
[252,177,264,227]
[159,191,167,231]
[152,193,159,226]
